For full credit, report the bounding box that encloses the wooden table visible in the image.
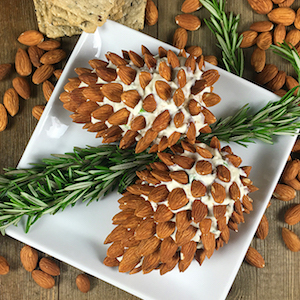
[0,1,300,299]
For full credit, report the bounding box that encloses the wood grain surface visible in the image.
[0,0,300,299]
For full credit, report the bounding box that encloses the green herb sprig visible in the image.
[0,145,157,234]
[199,87,300,146]
[201,0,244,77]
[270,41,300,84]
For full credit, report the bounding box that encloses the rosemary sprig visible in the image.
[199,88,300,146]
[0,145,157,234]
[201,0,244,77]
[270,41,300,84]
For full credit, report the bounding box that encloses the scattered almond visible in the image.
[273,183,296,201]
[181,0,202,13]
[175,14,201,31]
[12,76,31,99]
[0,63,12,81]
[173,28,188,49]
[256,214,269,239]
[39,257,60,276]
[246,0,273,15]
[239,31,258,48]
[284,204,300,225]
[32,105,45,120]
[42,80,54,102]
[267,8,296,26]
[256,32,272,50]
[0,256,9,275]
[20,245,38,272]
[15,48,32,76]
[17,30,44,46]
[3,88,19,116]
[28,46,44,68]
[76,273,90,293]
[0,104,8,132]
[251,48,266,72]
[40,49,66,65]
[282,227,300,252]
[250,21,274,32]
[37,39,61,51]
[32,270,55,289]
[145,0,158,26]
[245,246,265,268]
[32,64,54,84]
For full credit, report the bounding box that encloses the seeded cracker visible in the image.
[116,0,147,30]
[48,2,98,33]
[33,0,82,38]
[49,0,116,27]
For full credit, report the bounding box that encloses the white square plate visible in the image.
[6,20,296,300]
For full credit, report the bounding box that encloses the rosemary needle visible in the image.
[201,0,244,77]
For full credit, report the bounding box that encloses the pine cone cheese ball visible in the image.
[103,138,257,275]
[60,46,221,153]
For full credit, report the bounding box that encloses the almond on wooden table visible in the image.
[273,24,286,45]
[251,48,266,72]
[39,257,60,276]
[282,227,300,252]
[0,63,12,80]
[175,14,201,31]
[245,246,265,268]
[32,105,45,120]
[273,183,296,201]
[32,64,54,84]
[246,0,273,15]
[28,46,44,68]
[32,270,55,289]
[17,30,44,46]
[20,245,38,272]
[0,256,9,275]
[250,21,274,32]
[267,8,296,26]
[256,214,269,239]
[15,48,32,76]
[0,104,8,132]
[3,88,19,116]
[12,76,31,99]
[76,274,90,293]
[145,0,158,26]
[173,28,188,49]
[37,39,61,51]
[181,0,202,13]
[284,204,300,225]
[239,31,258,48]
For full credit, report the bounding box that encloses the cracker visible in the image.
[108,0,125,21]
[116,0,147,30]
[33,0,82,38]
[48,2,97,33]
[49,0,116,27]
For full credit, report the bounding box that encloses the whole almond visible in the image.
[294,8,300,29]
[37,39,61,51]
[173,28,188,49]
[0,63,12,81]
[282,227,300,252]
[250,21,274,32]
[273,24,286,45]
[28,46,44,68]
[247,0,273,14]
[32,105,45,120]
[175,14,201,31]
[239,31,258,48]
[32,64,54,84]
[281,159,300,181]
[286,75,299,95]
[186,46,203,57]
[39,257,60,276]
[15,48,32,76]
[256,214,269,239]
[76,274,91,293]
[268,8,296,26]
[279,0,295,7]
[273,183,296,201]
[284,204,300,225]
[17,30,44,46]
[204,55,218,66]
[181,0,202,13]
[3,88,19,116]
[145,0,158,26]
[256,32,272,50]
[266,70,286,91]
[32,270,55,289]
[12,76,30,99]
[42,80,54,102]
[251,48,266,72]
[20,245,38,272]
[245,246,265,268]
[0,104,8,132]
[256,64,278,85]
[40,49,66,65]
[285,29,300,47]
[0,256,9,275]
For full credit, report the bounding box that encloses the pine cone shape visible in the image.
[103,137,257,275]
[60,45,221,153]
